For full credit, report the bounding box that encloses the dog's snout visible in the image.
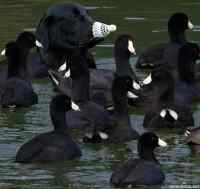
[92,22,117,38]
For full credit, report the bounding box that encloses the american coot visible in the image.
[9,32,38,81]
[141,67,194,129]
[185,127,200,154]
[0,34,38,107]
[139,42,200,104]
[16,95,81,163]
[82,75,139,144]
[136,12,194,69]
[174,42,200,105]
[88,34,138,99]
[49,50,113,133]
[50,34,139,107]
[110,132,167,187]
[0,32,48,80]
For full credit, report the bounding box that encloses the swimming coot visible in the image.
[110,132,167,187]
[136,12,194,69]
[16,95,81,163]
[0,33,38,107]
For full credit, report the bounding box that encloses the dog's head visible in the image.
[36,3,116,52]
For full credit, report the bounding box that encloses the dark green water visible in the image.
[0,0,200,188]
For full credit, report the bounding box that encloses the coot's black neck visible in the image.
[7,53,21,79]
[138,145,158,162]
[168,30,187,44]
[115,52,135,79]
[112,77,130,126]
[7,47,29,79]
[50,106,69,134]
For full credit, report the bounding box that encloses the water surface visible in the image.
[0,0,200,188]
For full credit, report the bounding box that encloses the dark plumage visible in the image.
[142,67,194,129]
[136,12,194,69]
[0,33,38,107]
[174,42,200,105]
[110,132,166,187]
[82,75,139,143]
[36,2,104,70]
[50,34,139,107]
[137,42,200,129]
[16,95,81,163]
[0,32,48,80]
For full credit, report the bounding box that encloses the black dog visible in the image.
[36,2,115,69]
[36,2,116,103]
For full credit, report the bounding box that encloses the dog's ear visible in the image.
[36,14,79,52]
[36,15,55,51]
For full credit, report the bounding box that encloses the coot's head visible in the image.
[16,32,36,50]
[138,132,167,161]
[114,34,136,57]
[139,132,167,149]
[50,94,72,113]
[168,12,193,34]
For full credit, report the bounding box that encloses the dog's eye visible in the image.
[80,15,85,21]
[126,79,131,84]
[152,137,157,141]
[73,8,80,17]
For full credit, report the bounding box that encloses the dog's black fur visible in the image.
[36,3,100,70]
